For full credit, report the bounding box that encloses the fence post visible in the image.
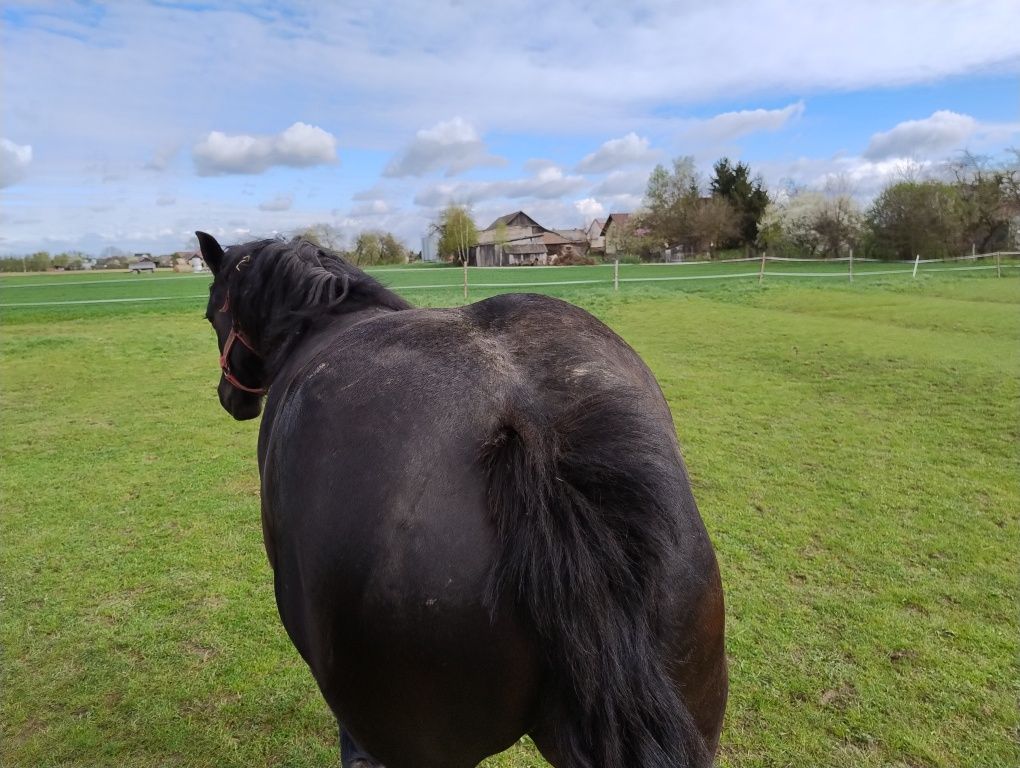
[996,251,1002,278]
[912,254,920,279]
[848,247,854,283]
[758,250,767,284]
[463,259,468,300]
[613,259,619,292]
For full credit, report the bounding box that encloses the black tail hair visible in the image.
[483,390,710,768]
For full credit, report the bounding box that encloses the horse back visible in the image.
[258,292,724,766]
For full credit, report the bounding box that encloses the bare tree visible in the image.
[691,197,739,257]
[949,150,1016,252]
[298,223,347,253]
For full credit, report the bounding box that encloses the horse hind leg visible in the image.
[341,726,385,768]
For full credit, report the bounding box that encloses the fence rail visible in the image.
[2,252,1017,309]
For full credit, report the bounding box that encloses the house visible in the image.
[472,211,589,266]
[172,251,199,272]
[586,218,605,252]
[600,213,632,255]
[128,257,157,273]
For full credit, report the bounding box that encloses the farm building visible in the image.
[172,251,200,272]
[472,211,590,266]
[601,213,633,256]
[586,218,605,253]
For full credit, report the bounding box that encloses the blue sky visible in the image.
[1,0,1018,255]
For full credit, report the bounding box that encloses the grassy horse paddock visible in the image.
[2,270,1017,767]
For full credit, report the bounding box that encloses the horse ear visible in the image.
[195,231,224,273]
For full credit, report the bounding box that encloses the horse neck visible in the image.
[261,299,399,389]
[237,252,410,385]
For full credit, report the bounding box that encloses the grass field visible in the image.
[2,266,1018,767]
[2,254,1014,318]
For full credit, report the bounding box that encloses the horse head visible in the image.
[196,231,267,421]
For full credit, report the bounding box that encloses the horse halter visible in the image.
[218,294,266,395]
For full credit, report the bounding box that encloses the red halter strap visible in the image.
[218,296,266,395]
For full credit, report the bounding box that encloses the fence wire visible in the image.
[2,252,1017,308]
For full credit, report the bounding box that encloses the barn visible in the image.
[473,211,589,266]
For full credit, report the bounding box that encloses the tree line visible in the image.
[282,226,412,266]
[620,149,1020,261]
[0,251,95,272]
[1,229,414,273]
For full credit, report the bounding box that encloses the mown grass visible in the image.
[4,256,1013,323]
[1,272,1017,767]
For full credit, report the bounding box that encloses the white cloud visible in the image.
[156,194,176,206]
[413,165,586,207]
[689,102,805,142]
[1,139,33,187]
[756,154,937,199]
[574,197,605,222]
[350,199,391,216]
[592,170,648,197]
[259,193,294,212]
[863,110,978,160]
[4,2,1020,254]
[599,194,644,215]
[193,122,337,176]
[576,133,657,173]
[384,117,504,177]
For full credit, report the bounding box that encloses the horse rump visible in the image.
[482,389,711,768]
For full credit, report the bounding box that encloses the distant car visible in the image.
[130,259,157,273]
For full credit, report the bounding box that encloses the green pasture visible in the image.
[3,256,1013,320]
[1,268,1018,767]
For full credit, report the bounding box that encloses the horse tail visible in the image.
[482,390,711,768]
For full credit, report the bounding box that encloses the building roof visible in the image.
[484,211,545,232]
[540,231,573,246]
[504,243,548,255]
[475,225,537,245]
[600,213,632,236]
[553,229,587,242]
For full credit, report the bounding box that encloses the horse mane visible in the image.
[221,237,412,376]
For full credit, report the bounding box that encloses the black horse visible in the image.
[196,232,727,768]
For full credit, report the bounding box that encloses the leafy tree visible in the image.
[642,156,748,257]
[864,181,963,260]
[0,256,28,272]
[349,231,407,266]
[352,232,382,265]
[27,251,51,271]
[709,158,769,248]
[611,216,659,261]
[642,156,702,252]
[436,204,477,265]
[378,233,407,264]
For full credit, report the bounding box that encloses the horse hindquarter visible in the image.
[259,371,543,768]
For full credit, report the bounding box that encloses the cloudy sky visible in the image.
[2,1,1019,256]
